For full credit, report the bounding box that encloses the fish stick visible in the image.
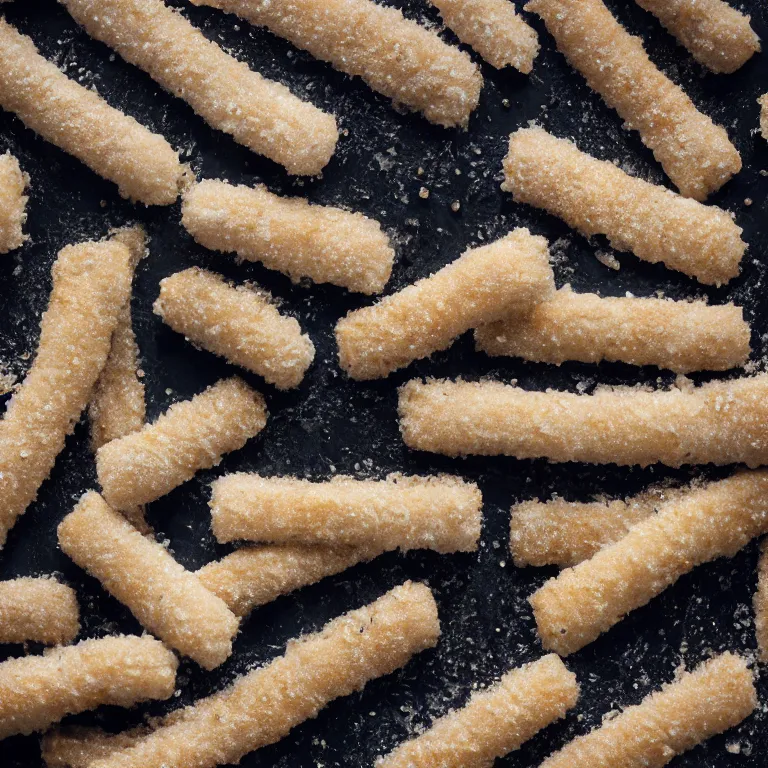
[154,267,315,390]
[0,578,79,645]
[181,180,394,294]
[398,375,768,467]
[0,153,27,254]
[96,377,266,510]
[59,0,338,176]
[58,492,240,669]
[187,0,482,128]
[42,727,150,768]
[525,0,741,200]
[377,654,578,768]
[336,229,554,380]
[502,128,746,286]
[0,19,184,205]
[540,653,755,768]
[754,539,768,661]
[210,473,482,553]
[530,471,768,655]
[634,0,759,74]
[0,238,132,547]
[88,582,440,768]
[0,635,177,738]
[476,287,751,373]
[760,94,768,141]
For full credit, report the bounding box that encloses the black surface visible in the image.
[0,0,767,765]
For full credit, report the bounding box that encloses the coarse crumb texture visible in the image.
[88,582,440,768]
[182,180,394,294]
[502,128,746,285]
[376,654,579,768]
[0,635,177,739]
[530,471,768,655]
[58,492,240,670]
[754,539,768,661]
[96,377,267,510]
[0,153,27,254]
[0,577,79,645]
[210,473,482,553]
[475,286,751,373]
[187,0,482,128]
[0,19,184,204]
[760,94,768,140]
[398,375,768,466]
[197,544,377,617]
[0,239,132,547]
[42,726,150,768]
[634,0,759,73]
[525,0,741,200]
[428,0,539,72]
[336,229,554,380]
[155,267,315,390]
[539,653,756,768]
[59,0,338,176]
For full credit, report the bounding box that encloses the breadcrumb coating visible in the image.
[377,654,578,768]
[182,180,394,294]
[96,377,267,510]
[0,19,184,205]
[502,128,746,285]
[59,0,338,176]
[540,653,756,767]
[187,0,482,128]
[0,153,27,254]
[760,94,768,141]
[88,582,440,768]
[525,0,741,200]
[754,539,768,662]
[42,726,150,768]
[336,229,554,380]
[0,577,79,645]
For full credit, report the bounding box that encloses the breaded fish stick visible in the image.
[634,0,759,73]
[0,19,183,205]
[476,287,751,373]
[428,0,539,72]
[187,0,482,128]
[181,180,394,294]
[0,635,177,738]
[0,578,79,645]
[530,471,768,655]
[502,128,746,286]
[540,653,755,768]
[760,94,768,141]
[88,582,440,768]
[97,377,266,510]
[377,654,578,768]
[0,153,27,254]
[154,267,315,390]
[0,238,132,547]
[398,375,768,467]
[337,229,554,380]
[59,0,338,176]
[210,473,482,553]
[59,492,240,669]
[754,540,768,661]
[42,727,149,768]
[525,0,741,200]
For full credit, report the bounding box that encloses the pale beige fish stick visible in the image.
[530,471,768,656]
[398,375,768,466]
[0,578,79,645]
[0,239,132,547]
[0,20,183,205]
[760,94,768,141]
[59,0,338,176]
[187,0,482,128]
[754,539,768,661]
[634,0,759,73]
[96,377,266,510]
[58,492,240,670]
[526,0,741,200]
[377,654,578,768]
[476,287,751,373]
[540,653,755,768]
[181,180,394,294]
[42,726,150,768]
[88,582,440,768]
[502,128,746,286]
[210,473,482,553]
[0,635,177,739]
[154,268,315,390]
[0,153,27,254]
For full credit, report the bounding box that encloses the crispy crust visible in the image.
[0,153,27,253]
[0,577,79,645]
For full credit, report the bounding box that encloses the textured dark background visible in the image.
[0,0,766,765]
